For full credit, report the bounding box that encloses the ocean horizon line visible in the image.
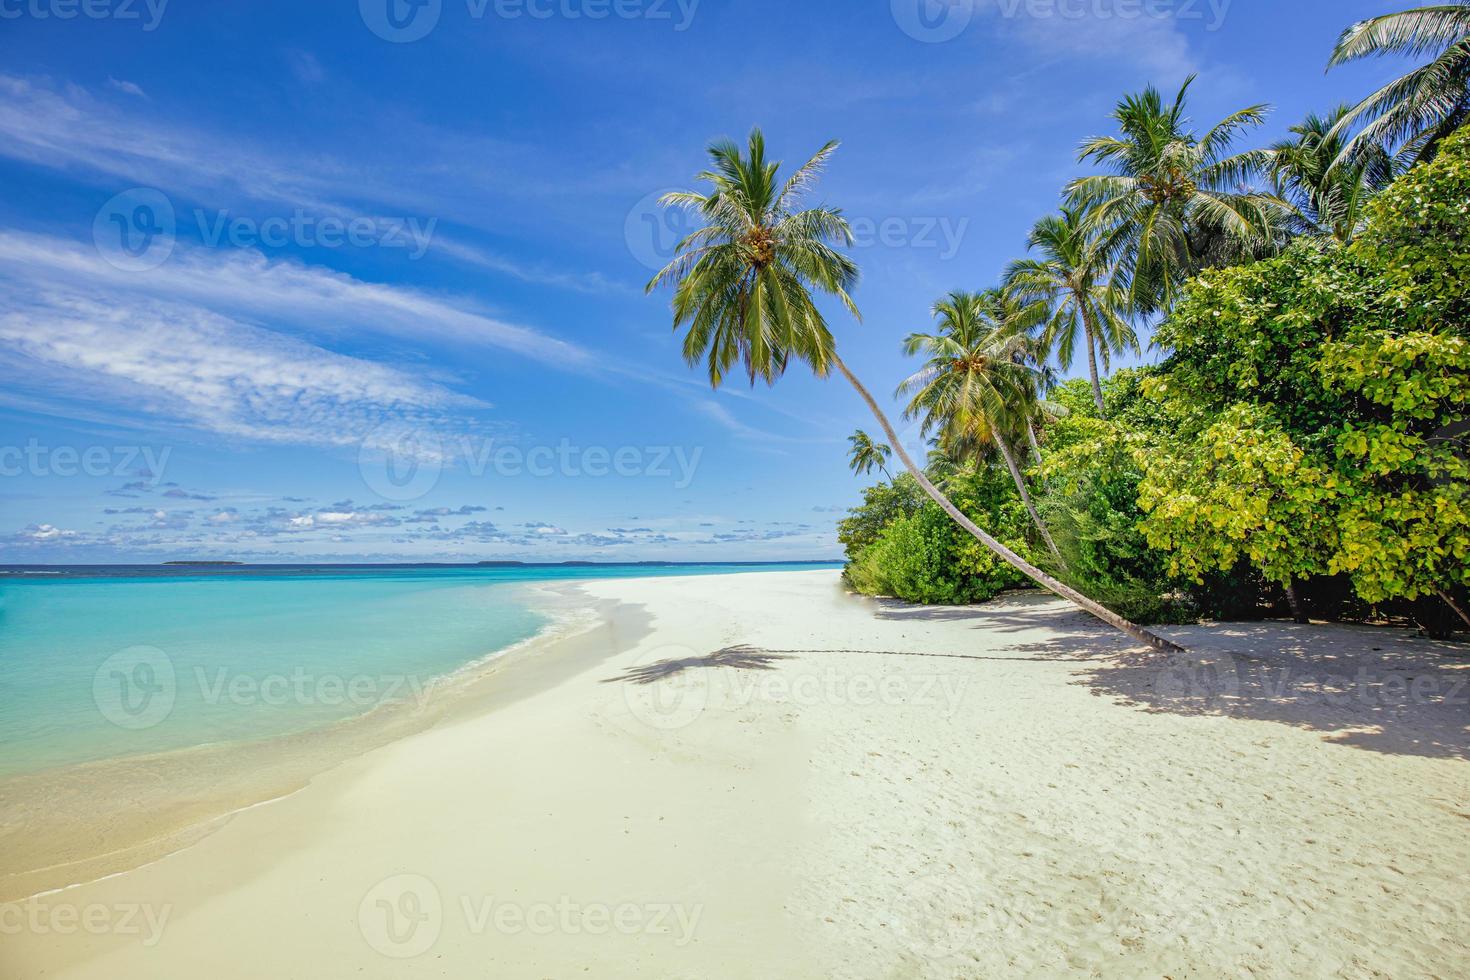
[1,559,844,571]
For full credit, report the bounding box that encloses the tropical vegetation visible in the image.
[1329,1,1470,164]
[650,5,1469,642]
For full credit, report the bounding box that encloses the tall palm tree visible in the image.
[1005,207,1139,415]
[1068,76,1286,312]
[1268,107,1396,242]
[648,130,1182,652]
[847,430,892,480]
[1328,2,1470,164]
[897,290,1066,569]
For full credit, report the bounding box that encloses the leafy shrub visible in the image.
[837,474,927,557]
[1034,375,1191,622]
[843,467,1031,604]
[1142,129,1470,627]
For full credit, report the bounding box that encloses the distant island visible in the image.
[475,560,838,568]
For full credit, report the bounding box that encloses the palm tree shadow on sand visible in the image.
[602,646,793,686]
[605,593,1469,760]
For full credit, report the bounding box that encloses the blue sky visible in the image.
[0,0,1409,562]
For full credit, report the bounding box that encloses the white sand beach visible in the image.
[4,569,1468,978]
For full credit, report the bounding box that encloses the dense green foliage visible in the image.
[1140,128,1470,627]
[843,129,1469,634]
[842,470,1030,605]
[1035,375,1195,623]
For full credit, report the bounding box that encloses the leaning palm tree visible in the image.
[648,130,1181,652]
[847,430,892,480]
[1328,2,1470,165]
[1268,107,1397,242]
[898,290,1066,569]
[1068,76,1286,312]
[1005,207,1139,415]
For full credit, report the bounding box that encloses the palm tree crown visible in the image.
[1005,207,1138,415]
[847,430,893,480]
[1067,76,1286,311]
[897,290,1039,450]
[1269,106,1397,242]
[646,128,858,388]
[898,290,1066,566]
[1328,2,1470,164]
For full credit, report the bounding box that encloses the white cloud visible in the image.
[429,236,637,297]
[0,281,485,451]
[0,75,355,214]
[0,231,599,372]
[283,50,326,85]
[106,77,147,99]
[982,0,1198,78]
[23,524,77,540]
[0,74,629,294]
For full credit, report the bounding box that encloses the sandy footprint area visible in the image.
[3,569,1467,978]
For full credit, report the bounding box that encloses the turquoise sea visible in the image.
[0,563,838,778]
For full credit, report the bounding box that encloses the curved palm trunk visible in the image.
[994,435,1066,571]
[1439,589,1470,631]
[834,356,1185,654]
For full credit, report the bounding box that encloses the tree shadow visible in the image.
[604,597,1469,760]
[868,590,1113,638]
[602,645,792,686]
[869,592,1468,759]
[1031,620,1470,760]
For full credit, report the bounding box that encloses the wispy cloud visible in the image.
[0,74,628,293]
[106,77,147,99]
[0,287,485,450]
[0,74,357,214]
[982,0,1199,78]
[0,231,600,372]
[429,235,638,297]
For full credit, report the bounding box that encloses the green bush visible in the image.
[1142,129,1470,626]
[1039,373,1197,623]
[843,467,1031,604]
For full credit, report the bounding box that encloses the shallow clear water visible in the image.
[0,563,837,776]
